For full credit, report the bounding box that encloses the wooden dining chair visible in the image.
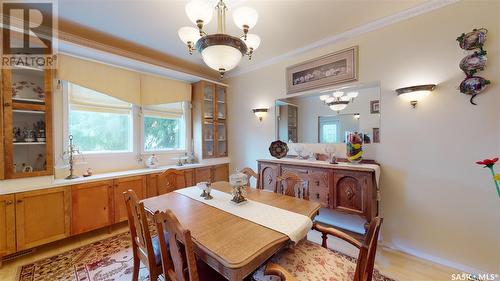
[276,172,308,200]
[240,167,259,188]
[158,168,186,194]
[153,209,226,281]
[254,217,384,281]
[123,190,168,281]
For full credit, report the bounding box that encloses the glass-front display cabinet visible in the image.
[193,81,228,159]
[1,67,53,178]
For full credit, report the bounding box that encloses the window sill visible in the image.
[141,150,187,155]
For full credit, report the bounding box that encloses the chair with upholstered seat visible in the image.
[153,209,227,281]
[253,217,383,281]
[276,172,308,200]
[123,190,169,281]
[240,167,259,188]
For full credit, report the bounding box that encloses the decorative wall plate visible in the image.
[459,76,491,105]
[269,140,289,159]
[459,52,487,76]
[457,28,487,50]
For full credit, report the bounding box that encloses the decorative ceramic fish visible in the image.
[459,51,487,76]
[459,76,491,105]
[456,28,488,50]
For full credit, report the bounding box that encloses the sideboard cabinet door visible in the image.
[113,176,146,223]
[71,180,114,235]
[258,162,279,192]
[333,171,370,215]
[0,194,16,256]
[15,187,70,250]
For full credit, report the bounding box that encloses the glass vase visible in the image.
[346,132,363,163]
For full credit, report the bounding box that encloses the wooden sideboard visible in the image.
[258,159,378,232]
[0,163,229,264]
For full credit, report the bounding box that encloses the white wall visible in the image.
[226,0,500,274]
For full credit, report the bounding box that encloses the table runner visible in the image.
[174,187,312,243]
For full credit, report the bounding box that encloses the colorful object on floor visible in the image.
[17,232,150,281]
[346,132,363,163]
[456,28,490,105]
[475,157,500,199]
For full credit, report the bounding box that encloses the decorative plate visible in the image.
[459,52,487,76]
[269,140,289,159]
[459,76,491,105]
[457,28,487,50]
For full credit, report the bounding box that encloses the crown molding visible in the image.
[225,0,460,79]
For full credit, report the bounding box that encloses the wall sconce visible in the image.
[354,113,360,119]
[252,108,268,121]
[396,84,436,108]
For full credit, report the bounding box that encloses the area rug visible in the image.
[17,232,395,281]
[17,232,149,281]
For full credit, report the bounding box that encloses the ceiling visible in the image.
[55,0,427,75]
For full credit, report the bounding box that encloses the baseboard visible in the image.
[379,241,489,276]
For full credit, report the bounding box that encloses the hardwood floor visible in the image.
[0,223,457,281]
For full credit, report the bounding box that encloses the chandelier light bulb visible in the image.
[319,95,330,101]
[185,0,214,26]
[332,91,344,98]
[233,7,258,32]
[178,26,200,44]
[330,103,348,111]
[243,33,261,50]
[347,91,359,98]
[325,96,335,103]
[340,95,351,101]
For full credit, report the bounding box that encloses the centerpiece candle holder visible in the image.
[229,169,248,205]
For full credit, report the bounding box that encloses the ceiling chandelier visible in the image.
[319,91,359,112]
[178,0,261,78]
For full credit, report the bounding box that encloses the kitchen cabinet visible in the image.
[15,187,70,250]
[71,180,114,235]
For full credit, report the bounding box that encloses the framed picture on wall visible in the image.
[373,128,380,143]
[370,100,380,114]
[286,46,359,94]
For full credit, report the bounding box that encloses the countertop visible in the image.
[0,158,230,195]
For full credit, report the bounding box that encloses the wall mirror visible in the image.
[275,83,381,144]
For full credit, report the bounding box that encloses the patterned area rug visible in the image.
[17,232,149,281]
[17,232,395,281]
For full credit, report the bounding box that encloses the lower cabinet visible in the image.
[213,164,229,182]
[0,194,16,256]
[113,176,146,223]
[15,187,70,250]
[71,180,114,235]
[195,167,212,183]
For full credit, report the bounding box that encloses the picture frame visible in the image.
[370,100,380,114]
[286,46,359,94]
[373,128,380,143]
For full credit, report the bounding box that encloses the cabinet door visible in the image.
[215,121,228,157]
[184,169,194,187]
[203,121,215,158]
[0,194,16,256]
[15,187,70,250]
[213,164,229,182]
[72,180,114,235]
[202,82,215,119]
[333,171,370,215]
[258,162,279,192]
[114,176,146,223]
[146,173,159,198]
[2,68,53,179]
[215,85,226,120]
[195,167,212,184]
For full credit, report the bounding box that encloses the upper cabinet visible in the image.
[193,81,228,159]
[1,67,53,179]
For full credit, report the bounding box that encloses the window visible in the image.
[142,102,186,152]
[319,117,339,143]
[68,83,133,153]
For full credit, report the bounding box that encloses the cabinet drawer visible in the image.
[309,186,330,207]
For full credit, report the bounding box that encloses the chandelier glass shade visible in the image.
[179,0,260,78]
[320,90,359,112]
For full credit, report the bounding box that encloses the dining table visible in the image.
[141,181,321,281]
